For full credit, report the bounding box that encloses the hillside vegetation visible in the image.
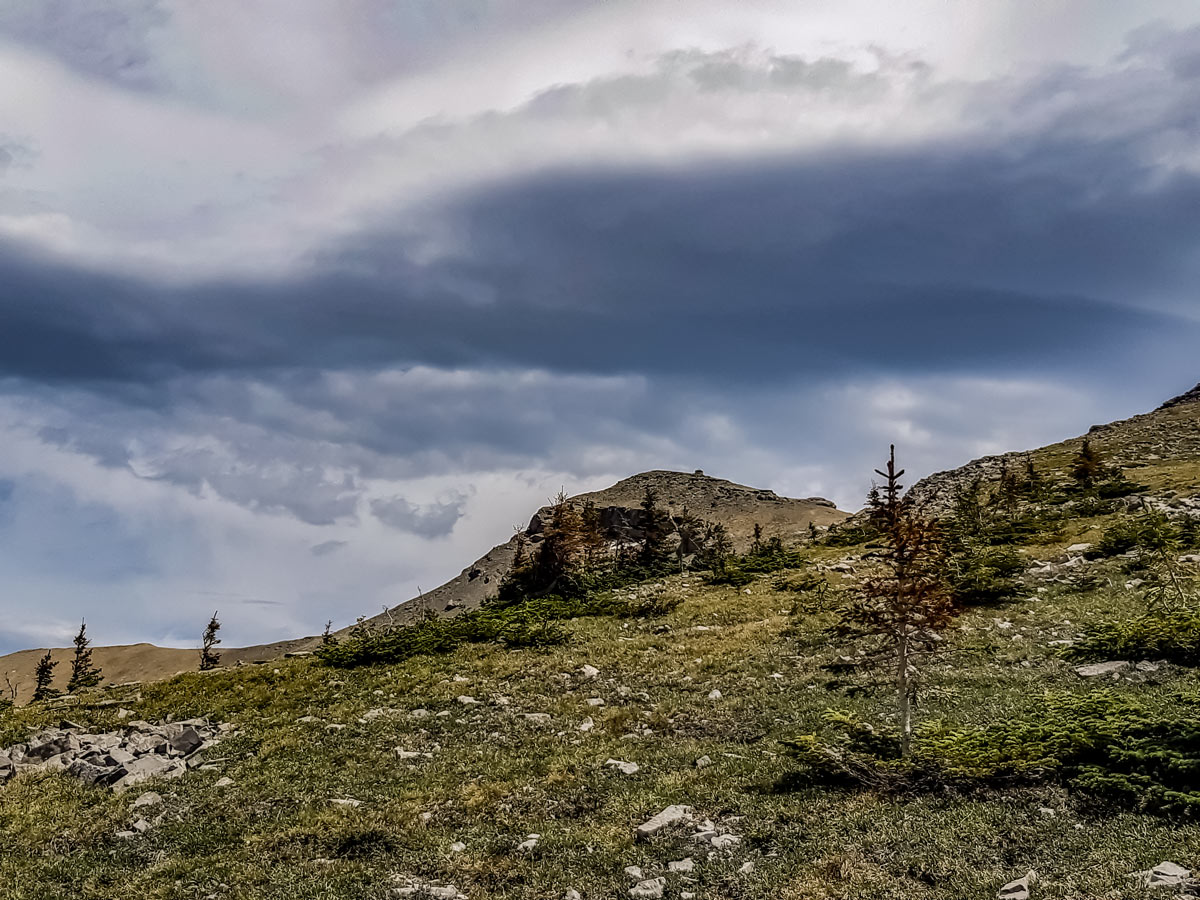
[4,388,1200,898]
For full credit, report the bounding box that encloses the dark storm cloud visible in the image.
[0,135,1197,393]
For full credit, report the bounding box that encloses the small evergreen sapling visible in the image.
[66,620,102,693]
[199,611,222,670]
[31,650,59,702]
[834,446,956,758]
[1071,438,1105,489]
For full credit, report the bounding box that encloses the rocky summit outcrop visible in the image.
[0,717,231,791]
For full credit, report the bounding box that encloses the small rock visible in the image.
[1129,861,1193,887]
[668,858,695,873]
[329,798,363,808]
[1066,543,1093,554]
[563,892,582,900]
[1074,661,1129,678]
[694,755,712,769]
[579,664,600,679]
[605,758,640,776]
[450,841,466,853]
[214,776,234,788]
[131,791,163,809]
[624,866,645,881]
[516,833,540,852]
[578,717,595,733]
[629,877,666,899]
[1136,660,1160,672]
[710,834,741,850]
[636,805,693,840]
[586,698,605,707]
[739,861,755,874]
[456,696,479,706]
[707,689,722,701]
[998,869,1036,900]
[131,818,152,833]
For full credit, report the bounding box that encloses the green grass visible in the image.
[1,559,1199,899]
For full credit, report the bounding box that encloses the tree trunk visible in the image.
[897,632,912,759]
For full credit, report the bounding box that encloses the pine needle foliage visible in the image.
[30,651,58,703]
[200,612,222,671]
[832,446,956,758]
[66,621,102,693]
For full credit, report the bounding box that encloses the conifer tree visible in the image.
[31,650,59,702]
[579,500,610,575]
[638,486,672,570]
[750,523,764,556]
[66,620,102,693]
[834,446,956,758]
[200,612,222,670]
[1072,438,1105,488]
[532,490,585,593]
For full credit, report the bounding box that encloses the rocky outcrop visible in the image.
[1157,382,1200,410]
[355,469,847,631]
[0,718,231,791]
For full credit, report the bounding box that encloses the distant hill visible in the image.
[0,470,847,700]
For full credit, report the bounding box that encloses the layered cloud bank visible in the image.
[0,0,1197,652]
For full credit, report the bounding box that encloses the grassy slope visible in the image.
[2,559,1198,900]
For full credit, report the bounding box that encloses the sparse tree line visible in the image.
[6,613,223,710]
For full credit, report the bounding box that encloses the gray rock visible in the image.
[1074,661,1129,678]
[605,758,640,776]
[1129,861,1193,888]
[629,878,666,899]
[131,791,163,809]
[168,726,205,757]
[66,758,125,787]
[125,733,168,755]
[636,805,692,840]
[116,755,179,790]
[998,870,1036,899]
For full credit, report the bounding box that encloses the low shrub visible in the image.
[1063,609,1200,666]
[947,545,1025,607]
[318,586,682,668]
[782,692,1200,815]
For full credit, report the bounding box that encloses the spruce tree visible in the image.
[200,612,222,670]
[834,446,956,758]
[66,620,102,693]
[31,651,59,702]
[638,486,672,570]
[1072,438,1105,489]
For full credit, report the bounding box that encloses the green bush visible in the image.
[1064,609,1200,666]
[947,545,1025,606]
[318,585,682,668]
[703,537,809,586]
[783,692,1200,815]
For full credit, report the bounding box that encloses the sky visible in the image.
[1,0,1199,654]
